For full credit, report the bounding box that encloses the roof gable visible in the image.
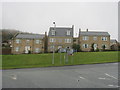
[48,27,73,37]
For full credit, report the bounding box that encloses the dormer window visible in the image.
[51,30,56,36]
[67,30,71,35]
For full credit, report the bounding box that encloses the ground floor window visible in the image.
[15,47,20,52]
[35,48,40,53]
[83,44,89,48]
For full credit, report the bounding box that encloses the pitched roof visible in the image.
[110,39,117,43]
[80,31,110,36]
[48,27,74,37]
[15,33,45,39]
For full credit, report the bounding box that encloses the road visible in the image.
[2,63,119,88]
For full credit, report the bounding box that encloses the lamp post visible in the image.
[52,22,56,64]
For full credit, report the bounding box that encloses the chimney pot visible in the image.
[86,29,88,32]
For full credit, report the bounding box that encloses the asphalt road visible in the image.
[2,63,119,88]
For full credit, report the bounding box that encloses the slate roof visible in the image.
[80,31,110,36]
[48,27,74,37]
[110,39,117,43]
[15,33,45,39]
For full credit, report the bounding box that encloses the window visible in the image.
[67,30,71,35]
[83,36,89,40]
[26,40,30,43]
[93,37,97,40]
[35,48,40,53]
[50,38,56,42]
[102,44,107,49]
[16,39,21,44]
[15,47,20,52]
[83,44,89,48]
[50,45,54,49]
[65,39,71,43]
[35,40,41,44]
[101,37,107,41]
[51,30,56,36]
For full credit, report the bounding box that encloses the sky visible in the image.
[1,1,118,40]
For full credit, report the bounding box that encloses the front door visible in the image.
[25,46,30,54]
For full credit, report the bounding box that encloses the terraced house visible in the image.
[11,33,45,54]
[48,25,74,52]
[78,29,110,51]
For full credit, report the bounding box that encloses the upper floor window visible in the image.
[16,39,21,44]
[50,38,56,42]
[83,36,89,40]
[51,30,56,36]
[26,40,30,43]
[93,37,97,41]
[35,40,41,44]
[35,40,40,44]
[83,44,89,48]
[101,37,107,41]
[65,39,71,43]
[66,30,71,35]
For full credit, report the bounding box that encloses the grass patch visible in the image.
[2,51,119,69]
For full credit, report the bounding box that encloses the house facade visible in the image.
[11,33,45,54]
[48,25,74,52]
[78,29,110,51]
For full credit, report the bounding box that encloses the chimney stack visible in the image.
[86,29,88,32]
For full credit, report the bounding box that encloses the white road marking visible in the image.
[79,76,85,79]
[10,74,17,80]
[98,77,106,80]
[113,63,118,65]
[105,73,117,79]
[108,85,120,87]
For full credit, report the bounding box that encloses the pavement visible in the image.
[2,63,119,88]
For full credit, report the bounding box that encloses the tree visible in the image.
[72,44,81,52]
[90,43,94,52]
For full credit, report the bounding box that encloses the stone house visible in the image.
[11,33,45,54]
[48,25,74,52]
[78,29,110,51]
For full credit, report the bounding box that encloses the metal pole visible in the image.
[60,48,62,64]
[52,22,56,64]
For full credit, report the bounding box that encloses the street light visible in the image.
[52,22,56,64]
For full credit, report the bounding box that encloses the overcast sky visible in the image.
[1,2,118,40]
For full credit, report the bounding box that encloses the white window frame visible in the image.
[51,30,56,36]
[65,39,71,43]
[83,36,89,40]
[26,40,30,43]
[102,44,107,49]
[16,39,21,44]
[35,40,40,44]
[15,47,20,52]
[66,30,71,35]
[35,48,40,53]
[50,38,56,42]
[83,44,89,48]
[93,36,97,40]
[101,37,107,41]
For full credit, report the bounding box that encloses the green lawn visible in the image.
[2,51,119,69]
